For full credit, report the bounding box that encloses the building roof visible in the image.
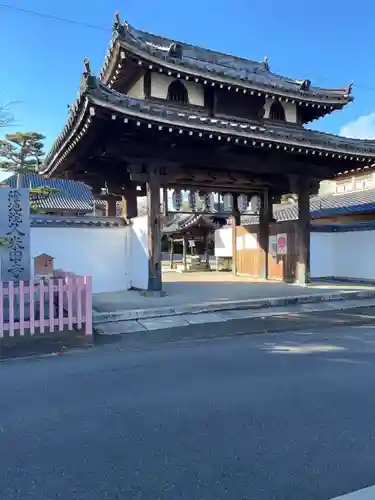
[234,188,375,225]
[42,75,375,177]
[5,173,94,212]
[101,16,352,111]
[162,213,225,234]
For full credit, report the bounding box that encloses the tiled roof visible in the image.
[237,189,375,225]
[31,215,125,228]
[103,19,351,106]
[5,173,94,212]
[42,78,375,176]
[162,214,202,234]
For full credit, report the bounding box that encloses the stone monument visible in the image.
[0,188,31,282]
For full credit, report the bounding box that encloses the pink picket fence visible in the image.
[0,271,92,338]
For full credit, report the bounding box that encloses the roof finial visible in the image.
[84,58,91,75]
[347,82,354,95]
[113,11,129,37]
[263,56,270,71]
[300,79,311,90]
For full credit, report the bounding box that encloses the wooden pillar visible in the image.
[231,194,240,276]
[169,238,174,270]
[182,235,188,272]
[146,166,162,292]
[106,196,118,217]
[259,191,272,280]
[122,183,138,219]
[296,176,311,285]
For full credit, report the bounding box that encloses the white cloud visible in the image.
[340,112,375,139]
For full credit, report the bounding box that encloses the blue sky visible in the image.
[1,0,375,159]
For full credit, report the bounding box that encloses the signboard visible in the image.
[269,235,277,257]
[276,233,287,255]
[0,189,31,282]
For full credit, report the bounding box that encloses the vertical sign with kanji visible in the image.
[0,189,31,282]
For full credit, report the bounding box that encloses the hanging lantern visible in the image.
[249,195,261,213]
[202,192,215,212]
[237,194,249,214]
[188,190,200,211]
[222,193,233,212]
[172,189,182,211]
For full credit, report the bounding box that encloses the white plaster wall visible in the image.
[30,227,131,294]
[215,228,232,257]
[332,231,375,280]
[129,216,149,290]
[264,97,297,123]
[311,230,375,280]
[310,232,335,278]
[127,76,144,99]
[151,73,204,106]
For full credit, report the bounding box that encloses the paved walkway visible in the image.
[94,298,375,336]
[93,272,375,314]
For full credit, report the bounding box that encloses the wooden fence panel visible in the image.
[0,274,92,338]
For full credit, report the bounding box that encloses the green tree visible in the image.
[0,132,45,187]
[0,132,57,213]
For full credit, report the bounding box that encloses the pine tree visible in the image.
[0,132,45,187]
[0,132,58,212]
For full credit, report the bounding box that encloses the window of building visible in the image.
[269,101,286,121]
[167,80,189,104]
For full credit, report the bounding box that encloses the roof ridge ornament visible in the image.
[168,42,183,59]
[80,59,98,93]
[263,56,270,71]
[300,79,311,90]
[113,11,131,39]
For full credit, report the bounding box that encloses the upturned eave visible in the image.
[42,77,374,178]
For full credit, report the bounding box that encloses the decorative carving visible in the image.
[263,56,270,71]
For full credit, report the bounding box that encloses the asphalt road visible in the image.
[1,323,375,499]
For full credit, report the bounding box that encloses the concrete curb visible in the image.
[92,289,375,325]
